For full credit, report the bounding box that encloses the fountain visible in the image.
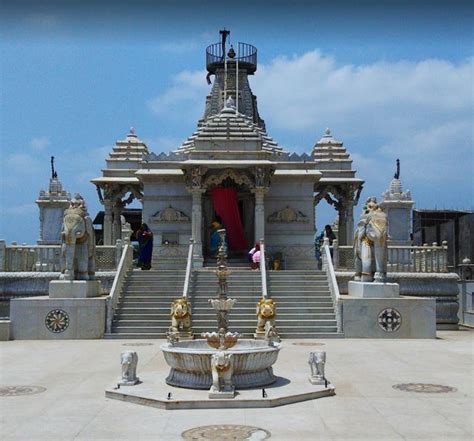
[161,230,281,394]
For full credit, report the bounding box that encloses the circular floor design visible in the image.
[292,342,325,346]
[392,383,457,393]
[182,424,271,440]
[122,343,154,347]
[0,386,47,397]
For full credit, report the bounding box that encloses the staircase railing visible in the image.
[322,238,343,333]
[182,239,195,299]
[106,241,133,333]
[260,238,268,298]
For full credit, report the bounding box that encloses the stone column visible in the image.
[103,201,113,245]
[113,202,122,245]
[190,188,205,266]
[337,203,347,246]
[345,200,354,246]
[253,187,267,242]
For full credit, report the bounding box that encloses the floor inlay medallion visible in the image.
[0,386,47,397]
[393,383,457,393]
[122,343,154,347]
[182,424,271,440]
[292,342,325,346]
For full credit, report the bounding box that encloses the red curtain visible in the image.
[211,187,248,251]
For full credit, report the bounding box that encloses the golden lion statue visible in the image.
[170,298,192,335]
[256,298,276,334]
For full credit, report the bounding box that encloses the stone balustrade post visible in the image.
[115,239,123,267]
[189,187,205,265]
[332,239,339,269]
[253,187,267,242]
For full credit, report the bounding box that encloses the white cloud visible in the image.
[147,51,473,211]
[147,70,209,122]
[30,137,50,151]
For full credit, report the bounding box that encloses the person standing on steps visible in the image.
[136,223,153,270]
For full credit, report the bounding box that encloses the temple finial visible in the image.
[50,156,57,179]
[394,158,400,180]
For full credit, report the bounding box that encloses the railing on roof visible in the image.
[206,42,257,74]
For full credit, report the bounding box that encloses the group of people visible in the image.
[133,221,337,271]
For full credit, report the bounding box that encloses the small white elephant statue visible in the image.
[120,351,139,385]
[308,351,326,385]
[210,351,234,396]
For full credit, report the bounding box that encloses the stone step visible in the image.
[112,324,338,333]
[105,332,343,339]
[116,312,336,321]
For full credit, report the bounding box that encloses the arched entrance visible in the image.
[202,174,254,258]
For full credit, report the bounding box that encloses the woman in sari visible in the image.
[136,223,153,270]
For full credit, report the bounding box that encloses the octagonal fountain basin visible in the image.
[161,339,281,389]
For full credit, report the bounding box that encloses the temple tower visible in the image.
[36,157,71,245]
[380,159,414,245]
[203,33,265,128]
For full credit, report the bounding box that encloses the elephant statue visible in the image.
[354,197,388,283]
[210,351,233,394]
[59,194,96,281]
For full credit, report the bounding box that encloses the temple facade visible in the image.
[92,35,363,268]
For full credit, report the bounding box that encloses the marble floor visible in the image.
[0,330,473,440]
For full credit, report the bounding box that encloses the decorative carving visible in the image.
[170,298,193,336]
[154,246,188,257]
[184,166,204,188]
[150,206,190,223]
[59,194,96,281]
[202,328,240,350]
[203,168,254,189]
[378,308,402,332]
[354,197,388,282]
[256,298,277,335]
[308,351,326,385]
[267,206,309,223]
[254,167,274,188]
[120,351,139,385]
[45,309,69,333]
[210,351,234,397]
[264,321,280,346]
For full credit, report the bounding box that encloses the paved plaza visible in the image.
[0,330,473,441]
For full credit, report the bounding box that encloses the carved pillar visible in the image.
[338,203,347,246]
[190,188,205,266]
[113,201,122,245]
[103,200,113,245]
[346,200,354,246]
[253,187,267,242]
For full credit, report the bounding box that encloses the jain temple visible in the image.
[1,32,471,356]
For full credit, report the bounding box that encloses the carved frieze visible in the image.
[203,168,254,189]
[267,206,309,223]
[150,206,190,223]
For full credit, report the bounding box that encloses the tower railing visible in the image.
[206,42,257,73]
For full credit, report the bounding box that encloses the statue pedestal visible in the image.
[208,386,235,399]
[349,281,399,298]
[309,376,326,386]
[49,280,101,299]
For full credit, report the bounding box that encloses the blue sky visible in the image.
[1,0,473,243]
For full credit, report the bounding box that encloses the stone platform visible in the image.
[105,374,335,409]
[348,280,400,298]
[10,296,107,339]
[342,296,436,338]
[49,280,101,298]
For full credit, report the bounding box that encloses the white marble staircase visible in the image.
[106,267,341,339]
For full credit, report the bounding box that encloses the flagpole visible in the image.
[224,44,227,104]
[236,43,239,114]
